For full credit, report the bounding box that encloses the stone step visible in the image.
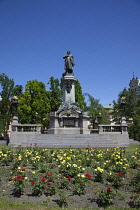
[19,142,119,149]
[9,133,130,148]
[129,139,140,145]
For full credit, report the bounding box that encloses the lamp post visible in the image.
[90,115,96,129]
[97,113,102,125]
[35,112,38,124]
[120,97,127,133]
[11,96,19,124]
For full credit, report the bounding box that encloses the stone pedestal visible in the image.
[48,111,90,134]
[61,73,77,103]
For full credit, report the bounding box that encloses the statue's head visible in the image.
[67,50,71,55]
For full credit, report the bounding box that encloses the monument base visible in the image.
[48,127,90,134]
[48,111,90,134]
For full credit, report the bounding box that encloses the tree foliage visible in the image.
[112,88,137,124]
[84,93,109,128]
[0,73,23,137]
[75,80,86,110]
[47,77,62,112]
[112,87,140,141]
[129,99,140,140]
[18,80,50,128]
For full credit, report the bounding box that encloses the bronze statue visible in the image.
[63,51,75,73]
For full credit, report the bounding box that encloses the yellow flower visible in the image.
[132,156,137,160]
[97,167,104,172]
[116,161,122,165]
[66,157,71,160]
[3,154,7,157]
[77,174,85,178]
[125,164,129,166]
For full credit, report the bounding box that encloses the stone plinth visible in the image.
[48,111,90,134]
[61,73,77,103]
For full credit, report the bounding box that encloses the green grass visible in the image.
[0,200,138,210]
[126,145,140,155]
[0,144,140,154]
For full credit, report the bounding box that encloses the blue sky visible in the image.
[0,0,140,106]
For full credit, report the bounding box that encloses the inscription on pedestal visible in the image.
[63,118,75,127]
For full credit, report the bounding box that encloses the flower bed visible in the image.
[0,146,140,208]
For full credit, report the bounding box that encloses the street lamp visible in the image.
[97,113,102,125]
[90,115,96,129]
[120,97,127,133]
[120,97,127,118]
[11,96,19,124]
[35,112,38,124]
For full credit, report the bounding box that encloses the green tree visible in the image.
[18,80,50,128]
[47,77,62,112]
[13,85,23,98]
[75,80,86,110]
[129,99,140,140]
[84,93,109,128]
[0,73,23,137]
[112,88,137,124]
[112,87,140,140]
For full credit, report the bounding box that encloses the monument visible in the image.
[9,51,130,148]
[48,51,90,134]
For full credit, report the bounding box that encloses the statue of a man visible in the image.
[63,51,75,73]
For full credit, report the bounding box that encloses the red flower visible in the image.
[21,169,26,171]
[85,173,92,177]
[46,182,51,185]
[46,173,51,176]
[14,176,24,181]
[41,178,46,182]
[31,181,35,185]
[107,188,111,192]
[118,173,123,177]
[17,176,22,179]
[68,176,72,180]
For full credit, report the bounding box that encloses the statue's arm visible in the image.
[63,55,68,59]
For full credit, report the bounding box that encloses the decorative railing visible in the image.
[11,124,41,132]
[98,124,127,134]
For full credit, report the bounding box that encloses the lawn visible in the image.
[0,145,140,209]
